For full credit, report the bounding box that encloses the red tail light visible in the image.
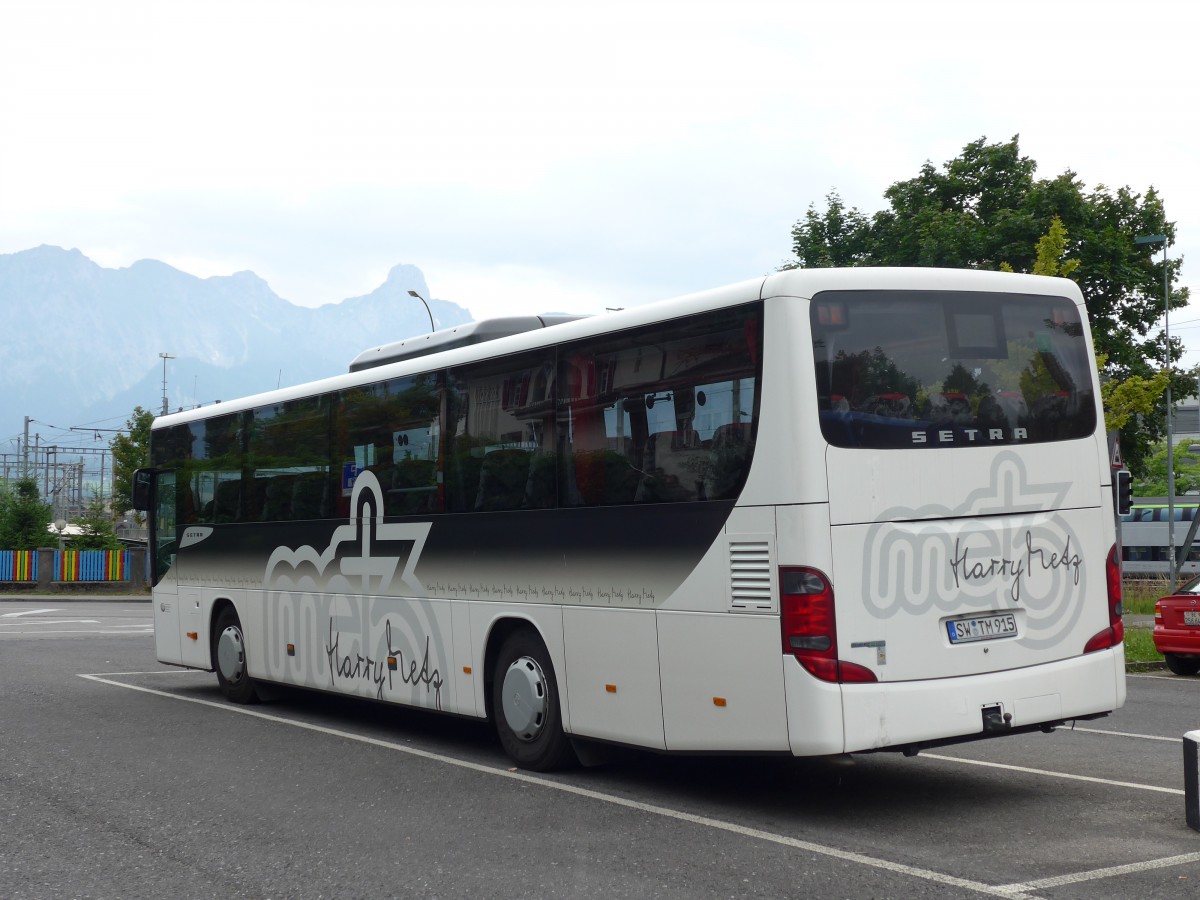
[780,566,877,683]
[1084,544,1124,653]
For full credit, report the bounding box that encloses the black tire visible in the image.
[1164,653,1200,677]
[212,606,259,703]
[491,629,575,771]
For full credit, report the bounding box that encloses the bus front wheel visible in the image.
[213,606,259,703]
[491,629,575,771]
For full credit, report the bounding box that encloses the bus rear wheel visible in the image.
[491,629,575,771]
[1164,653,1200,677]
[213,606,259,703]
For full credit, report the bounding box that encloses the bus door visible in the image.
[150,469,182,664]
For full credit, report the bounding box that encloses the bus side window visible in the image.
[709,420,754,499]
[474,448,532,511]
[244,396,333,523]
[337,374,441,517]
[446,351,557,513]
[213,479,241,523]
[636,428,701,503]
[558,309,761,507]
[261,475,295,521]
[559,354,636,506]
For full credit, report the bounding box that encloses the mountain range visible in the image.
[0,246,473,452]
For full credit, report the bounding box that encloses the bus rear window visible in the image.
[811,290,1097,449]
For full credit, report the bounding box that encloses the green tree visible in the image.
[1098,353,1170,434]
[1022,217,1168,434]
[0,478,53,550]
[69,499,124,551]
[1132,440,1200,497]
[786,135,1187,475]
[110,406,155,513]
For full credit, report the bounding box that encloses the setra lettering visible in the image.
[911,428,1029,445]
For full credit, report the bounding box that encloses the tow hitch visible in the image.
[981,704,1012,733]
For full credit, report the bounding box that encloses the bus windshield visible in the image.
[811,290,1097,449]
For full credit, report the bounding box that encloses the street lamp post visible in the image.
[158,352,175,416]
[1136,233,1174,588]
[407,290,436,333]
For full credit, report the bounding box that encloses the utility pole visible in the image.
[159,352,176,415]
[1136,233,1173,588]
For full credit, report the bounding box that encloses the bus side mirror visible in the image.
[132,469,154,511]
[1114,469,1132,516]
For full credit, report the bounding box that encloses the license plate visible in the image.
[947,613,1018,644]
[1184,611,1200,626]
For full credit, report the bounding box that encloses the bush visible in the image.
[0,478,53,550]
[67,501,123,551]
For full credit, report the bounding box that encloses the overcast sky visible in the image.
[3,1,1198,365]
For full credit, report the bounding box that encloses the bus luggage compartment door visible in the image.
[153,582,183,665]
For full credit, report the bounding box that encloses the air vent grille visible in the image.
[730,539,774,612]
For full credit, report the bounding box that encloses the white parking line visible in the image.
[0,608,62,617]
[1,629,149,636]
[999,851,1200,892]
[79,672,1039,900]
[1074,726,1184,743]
[82,670,204,676]
[921,753,1184,795]
[0,619,100,626]
[1132,673,1199,682]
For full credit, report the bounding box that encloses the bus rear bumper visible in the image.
[840,647,1125,755]
[785,646,1125,757]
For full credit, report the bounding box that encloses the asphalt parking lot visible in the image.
[2,599,1198,899]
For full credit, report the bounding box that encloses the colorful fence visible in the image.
[0,550,37,581]
[0,549,134,582]
[55,550,131,582]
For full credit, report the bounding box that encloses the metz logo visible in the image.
[264,470,430,597]
[861,451,1087,649]
[259,471,446,699]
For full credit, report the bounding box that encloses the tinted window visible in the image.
[149,303,764,522]
[188,413,245,523]
[558,305,761,506]
[151,423,199,525]
[446,352,556,513]
[811,290,1097,449]
[338,373,443,516]
[246,396,332,521]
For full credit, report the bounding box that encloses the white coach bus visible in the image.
[134,267,1125,770]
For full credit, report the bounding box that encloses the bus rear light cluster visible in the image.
[780,566,877,684]
[1084,544,1124,653]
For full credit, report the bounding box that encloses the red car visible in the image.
[1153,578,1200,676]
